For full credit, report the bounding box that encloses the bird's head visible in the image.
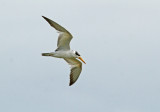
[73,51,86,64]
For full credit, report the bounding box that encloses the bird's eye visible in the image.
[75,51,80,56]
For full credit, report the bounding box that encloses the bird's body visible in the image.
[42,50,76,58]
[42,16,86,86]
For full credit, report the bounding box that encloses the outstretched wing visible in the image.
[42,16,73,51]
[64,58,82,86]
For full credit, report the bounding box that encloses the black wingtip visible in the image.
[41,16,52,24]
[69,83,72,86]
[42,16,47,19]
[69,81,76,86]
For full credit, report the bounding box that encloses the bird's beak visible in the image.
[78,57,86,64]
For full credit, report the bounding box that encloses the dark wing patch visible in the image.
[69,66,82,86]
[42,16,73,51]
[64,58,82,86]
[42,16,68,33]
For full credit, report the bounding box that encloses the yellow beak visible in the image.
[78,57,86,64]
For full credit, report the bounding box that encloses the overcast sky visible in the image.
[0,0,160,112]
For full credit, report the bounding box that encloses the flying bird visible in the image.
[41,16,86,86]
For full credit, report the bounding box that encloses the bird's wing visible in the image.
[42,16,73,51]
[64,58,82,86]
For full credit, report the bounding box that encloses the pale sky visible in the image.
[0,0,160,112]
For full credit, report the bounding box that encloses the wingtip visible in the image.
[69,82,74,86]
[42,16,46,19]
[69,83,72,86]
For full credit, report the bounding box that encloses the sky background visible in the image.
[0,0,160,112]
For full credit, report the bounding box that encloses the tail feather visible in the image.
[42,53,53,56]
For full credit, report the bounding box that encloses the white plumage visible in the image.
[42,16,86,86]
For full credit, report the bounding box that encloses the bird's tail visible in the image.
[42,53,53,56]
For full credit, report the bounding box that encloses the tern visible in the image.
[41,16,86,86]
